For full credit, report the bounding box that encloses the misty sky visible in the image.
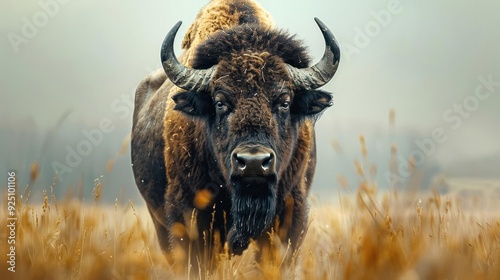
[1,0,499,196]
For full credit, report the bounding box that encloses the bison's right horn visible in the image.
[161,21,216,92]
[286,18,340,90]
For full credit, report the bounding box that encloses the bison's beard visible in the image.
[228,185,277,254]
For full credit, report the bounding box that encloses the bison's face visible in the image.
[172,53,333,253]
[161,18,340,254]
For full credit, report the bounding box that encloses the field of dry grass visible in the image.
[1,174,499,280]
[2,130,500,280]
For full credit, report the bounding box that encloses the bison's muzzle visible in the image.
[231,145,276,181]
[228,145,278,254]
[230,144,277,195]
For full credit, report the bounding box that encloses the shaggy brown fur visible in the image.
[132,0,336,271]
[181,0,273,65]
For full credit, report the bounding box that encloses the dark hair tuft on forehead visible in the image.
[192,24,311,70]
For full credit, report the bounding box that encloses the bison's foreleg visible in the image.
[164,183,228,274]
[147,206,171,252]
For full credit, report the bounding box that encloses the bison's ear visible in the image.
[291,90,333,116]
[172,91,213,116]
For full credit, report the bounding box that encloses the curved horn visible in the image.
[160,21,216,92]
[286,18,340,90]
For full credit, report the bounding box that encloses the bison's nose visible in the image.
[234,152,273,173]
[231,146,276,177]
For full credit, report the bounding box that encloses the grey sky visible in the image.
[1,0,499,197]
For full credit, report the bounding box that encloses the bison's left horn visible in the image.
[161,21,216,92]
[286,18,340,90]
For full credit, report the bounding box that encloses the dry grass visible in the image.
[1,175,499,280]
[2,127,500,279]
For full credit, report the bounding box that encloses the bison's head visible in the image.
[161,18,340,254]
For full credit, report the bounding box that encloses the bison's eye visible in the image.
[279,101,290,112]
[216,101,225,111]
[214,100,230,114]
[274,93,291,114]
[214,91,232,114]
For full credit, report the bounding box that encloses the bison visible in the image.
[131,0,340,264]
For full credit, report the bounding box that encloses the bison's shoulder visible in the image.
[133,68,168,124]
[131,68,171,211]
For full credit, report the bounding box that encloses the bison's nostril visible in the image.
[261,153,273,170]
[235,155,246,169]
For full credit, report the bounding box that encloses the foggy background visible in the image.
[1,0,499,204]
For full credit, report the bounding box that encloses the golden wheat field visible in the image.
[1,170,500,280]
